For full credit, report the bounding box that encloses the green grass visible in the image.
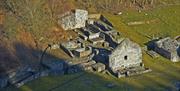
[105,5,180,46]
[119,5,179,37]
[2,5,180,91]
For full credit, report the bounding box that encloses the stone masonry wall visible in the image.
[109,39,142,71]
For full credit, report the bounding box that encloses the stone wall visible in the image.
[89,33,100,39]
[72,47,92,58]
[99,15,113,27]
[109,39,142,71]
[74,9,88,29]
[14,70,50,88]
[59,9,88,30]
[171,52,179,62]
[60,44,75,57]
[154,46,171,59]
[153,38,180,62]
[60,14,75,30]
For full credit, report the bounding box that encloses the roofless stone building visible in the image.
[150,37,180,62]
[109,38,142,71]
[92,38,150,78]
[59,9,151,78]
[58,9,88,30]
[108,39,151,78]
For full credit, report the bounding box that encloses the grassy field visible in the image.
[2,5,180,91]
[105,5,180,46]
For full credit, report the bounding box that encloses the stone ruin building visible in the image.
[148,37,180,62]
[0,9,152,89]
[58,9,88,30]
[58,9,151,78]
[108,39,150,78]
[60,39,93,58]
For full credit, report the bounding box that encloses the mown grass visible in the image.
[2,5,180,91]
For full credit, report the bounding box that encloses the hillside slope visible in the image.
[0,1,179,91]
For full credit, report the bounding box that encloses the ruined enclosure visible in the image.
[148,37,180,62]
[0,8,152,89]
[59,9,151,78]
[58,9,88,30]
[72,47,92,58]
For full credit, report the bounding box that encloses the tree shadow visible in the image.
[0,41,21,77]
[0,41,70,89]
[1,41,180,91]
[144,39,159,51]
[0,41,138,91]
